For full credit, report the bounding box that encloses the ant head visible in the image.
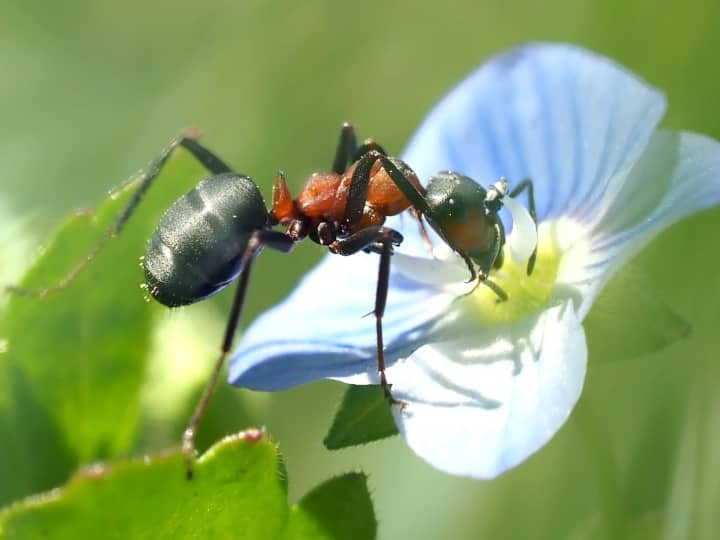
[424,172,501,263]
[425,171,490,224]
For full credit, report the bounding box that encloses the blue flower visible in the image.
[228,43,720,478]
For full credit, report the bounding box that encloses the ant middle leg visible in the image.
[182,229,294,479]
[6,133,235,298]
[478,223,508,302]
[330,226,406,407]
[458,222,508,302]
[412,209,435,254]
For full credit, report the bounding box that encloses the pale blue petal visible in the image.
[229,252,455,390]
[402,43,667,226]
[558,130,720,319]
[389,298,587,478]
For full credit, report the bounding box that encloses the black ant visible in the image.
[6,123,536,477]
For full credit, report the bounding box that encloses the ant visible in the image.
[6,122,536,478]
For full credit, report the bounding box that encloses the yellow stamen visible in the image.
[467,231,561,325]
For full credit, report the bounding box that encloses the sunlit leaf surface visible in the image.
[0,153,209,504]
[0,432,376,540]
[324,385,398,450]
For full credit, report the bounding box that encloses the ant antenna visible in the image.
[484,178,509,215]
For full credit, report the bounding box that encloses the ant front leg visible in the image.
[359,155,432,253]
[460,222,508,302]
[343,150,431,231]
[329,226,406,408]
[5,133,234,299]
[182,229,294,479]
[478,222,509,302]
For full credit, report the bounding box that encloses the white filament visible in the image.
[504,195,537,263]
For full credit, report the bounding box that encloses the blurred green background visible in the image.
[2,0,720,538]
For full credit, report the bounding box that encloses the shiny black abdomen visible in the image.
[143,173,268,307]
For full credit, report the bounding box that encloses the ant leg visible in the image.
[412,209,434,254]
[372,235,404,406]
[342,151,374,229]
[492,220,506,271]
[331,123,389,173]
[343,151,430,231]
[508,179,537,275]
[176,136,233,175]
[463,222,507,301]
[6,134,235,298]
[332,122,359,174]
[330,226,403,256]
[374,154,432,215]
[182,229,294,479]
[330,226,405,407]
[353,140,388,162]
[479,223,508,301]
[109,135,234,239]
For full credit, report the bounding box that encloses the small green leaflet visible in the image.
[0,431,376,540]
[324,385,398,450]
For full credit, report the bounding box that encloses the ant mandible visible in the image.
[7,122,536,478]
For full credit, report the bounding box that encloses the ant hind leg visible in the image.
[5,133,235,299]
[182,229,294,479]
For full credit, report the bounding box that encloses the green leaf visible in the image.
[283,473,376,540]
[0,151,210,505]
[585,262,692,363]
[0,431,377,540]
[0,202,35,304]
[323,385,398,450]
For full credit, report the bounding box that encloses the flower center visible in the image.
[466,227,561,325]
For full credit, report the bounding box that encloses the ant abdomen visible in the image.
[144,172,268,307]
